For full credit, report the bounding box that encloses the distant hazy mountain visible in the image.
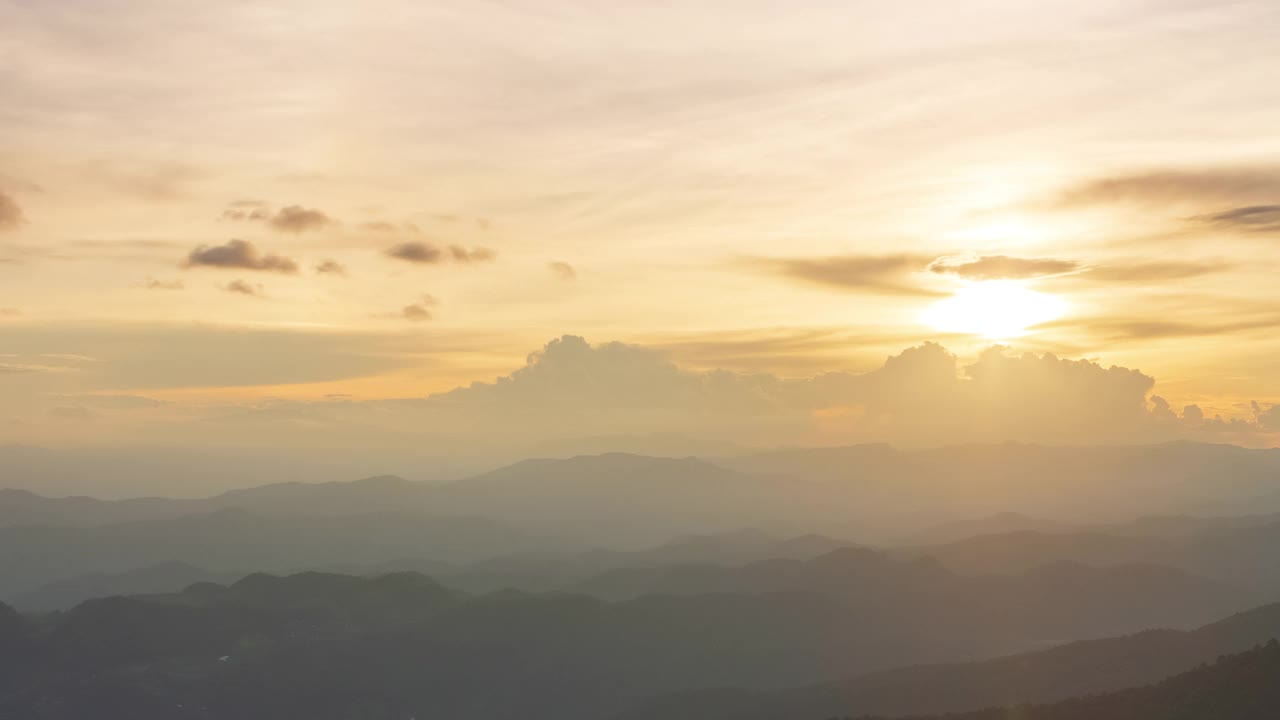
[8,563,246,612]
[904,518,1280,594]
[0,475,434,528]
[410,529,857,595]
[905,512,1065,545]
[0,510,554,601]
[0,566,1262,719]
[8,443,1280,546]
[616,598,1280,720]
[717,442,1280,538]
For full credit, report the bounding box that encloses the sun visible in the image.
[921,280,1066,340]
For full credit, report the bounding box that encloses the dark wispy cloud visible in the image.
[269,205,333,233]
[49,405,97,421]
[64,394,166,410]
[1193,205,1280,233]
[549,261,577,280]
[185,239,299,273]
[359,221,413,233]
[315,259,347,276]
[449,245,496,263]
[0,191,25,230]
[402,294,438,322]
[219,202,334,232]
[145,278,185,290]
[223,279,264,297]
[0,307,20,317]
[1043,314,1280,341]
[754,254,941,296]
[929,255,1079,280]
[387,242,497,265]
[1053,167,1280,207]
[387,241,442,264]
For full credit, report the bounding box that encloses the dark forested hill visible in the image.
[847,639,1280,720]
[615,599,1280,720]
[0,563,1265,720]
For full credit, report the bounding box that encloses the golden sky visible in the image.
[2,0,1279,449]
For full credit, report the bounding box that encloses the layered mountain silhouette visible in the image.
[0,556,1263,720]
[617,599,1280,720]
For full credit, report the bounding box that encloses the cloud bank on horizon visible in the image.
[1,334,1274,452]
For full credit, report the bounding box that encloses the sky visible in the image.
[2,0,1279,452]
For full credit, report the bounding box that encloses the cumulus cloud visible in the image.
[930,255,1078,280]
[404,336,1190,446]
[755,254,941,296]
[185,239,299,273]
[269,205,333,233]
[315,259,347,276]
[0,191,24,230]
[549,261,577,280]
[387,241,443,264]
[402,294,438,322]
[223,279,264,297]
[1253,401,1280,432]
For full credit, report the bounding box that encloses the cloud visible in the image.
[145,279,185,290]
[221,206,270,221]
[387,241,443,264]
[185,239,299,273]
[90,161,203,201]
[0,308,20,317]
[64,394,166,410]
[1054,167,1280,207]
[269,205,333,233]
[549,261,577,280]
[1193,205,1280,233]
[0,191,24,230]
[49,405,97,421]
[402,294,438,322]
[1043,314,1280,341]
[359,221,410,233]
[448,245,497,263]
[407,336,1178,446]
[315,259,347,276]
[219,203,334,232]
[755,254,942,296]
[1253,402,1280,432]
[1081,260,1235,283]
[929,255,1078,280]
[223,279,264,297]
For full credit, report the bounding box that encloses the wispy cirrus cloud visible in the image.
[753,253,942,296]
[1053,167,1280,208]
[929,255,1079,280]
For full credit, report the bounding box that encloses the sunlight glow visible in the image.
[921,281,1066,339]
